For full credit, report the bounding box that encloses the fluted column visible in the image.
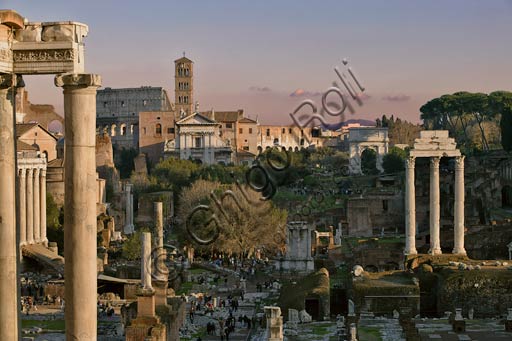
[33,168,41,243]
[453,156,466,255]
[0,74,23,341]
[40,169,47,245]
[55,73,101,341]
[404,156,417,255]
[429,157,442,255]
[19,168,27,246]
[26,167,34,244]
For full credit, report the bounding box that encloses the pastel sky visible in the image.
[5,0,512,125]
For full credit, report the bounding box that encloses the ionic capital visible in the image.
[0,74,24,90]
[54,73,101,88]
[405,156,416,169]
[19,168,26,178]
[430,156,441,168]
[40,169,47,178]
[455,155,465,170]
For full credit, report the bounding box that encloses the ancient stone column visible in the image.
[155,202,163,249]
[429,157,442,255]
[0,74,23,341]
[453,156,466,255]
[404,156,417,255]
[40,169,48,245]
[55,73,101,341]
[124,183,134,234]
[26,167,34,244]
[141,232,153,290]
[33,168,41,243]
[19,168,27,246]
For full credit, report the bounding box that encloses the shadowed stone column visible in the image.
[429,157,442,255]
[0,73,23,341]
[26,167,34,244]
[453,156,466,255]
[153,202,168,306]
[124,183,134,234]
[404,156,417,255]
[55,73,101,341]
[40,168,47,245]
[19,168,27,246]
[33,168,41,243]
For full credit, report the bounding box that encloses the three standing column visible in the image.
[55,73,101,341]
[453,156,466,255]
[0,74,23,341]
[429,157,442,255]
[404,156,417,255]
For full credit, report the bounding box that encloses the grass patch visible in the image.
[358,327,382,340]
[311,325,330,335]
[175,281,194,295]
[22,319,65,331]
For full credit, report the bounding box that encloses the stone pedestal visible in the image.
[264,306,283,341]
[153,280,168,308]
[0,73,23,341]
[56,73,101,340]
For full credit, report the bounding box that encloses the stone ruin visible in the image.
[275,221,314,273]
[405,130,466,256]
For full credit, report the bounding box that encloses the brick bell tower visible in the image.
[174,53,194,117]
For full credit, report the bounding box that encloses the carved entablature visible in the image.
[9,21,88,75]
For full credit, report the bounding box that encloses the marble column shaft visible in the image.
[40,169,47,245]
[0,74,22,341]
[141,232,153,290]
[429,157,442,255]
[19,168,27,245]
[453,156,466,255]
[404,156,417,255]
[56,73,101,341]
[26,167,34,244]
[33,168,41,242]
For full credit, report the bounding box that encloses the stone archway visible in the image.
[348,128,389,175]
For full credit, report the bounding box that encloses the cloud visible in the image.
[249,86,272,92]
[289,88,322,97]
[382,94,411,102]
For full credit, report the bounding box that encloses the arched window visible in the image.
[156,123,162,136]
[111,124,117,136]
[120,124,127,136]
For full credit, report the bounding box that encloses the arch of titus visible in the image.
[0,10,100,340]
[404,130,466,256]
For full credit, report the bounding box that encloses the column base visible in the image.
[428,248,442,255]
[124,224,135,234]
[452,248,466,256]
[404,248,418,256]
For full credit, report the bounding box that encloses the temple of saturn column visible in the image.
[0,10,100,340]
[404,130,466,256]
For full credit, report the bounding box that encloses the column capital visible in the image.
[40,169,47,177]
[19,167,26,177]
[33,168,40,177]
[405,156,416,169]
[455,155,465,169]
[430,156,441,168]
[0,74,24,89]
[54,73,101,88]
